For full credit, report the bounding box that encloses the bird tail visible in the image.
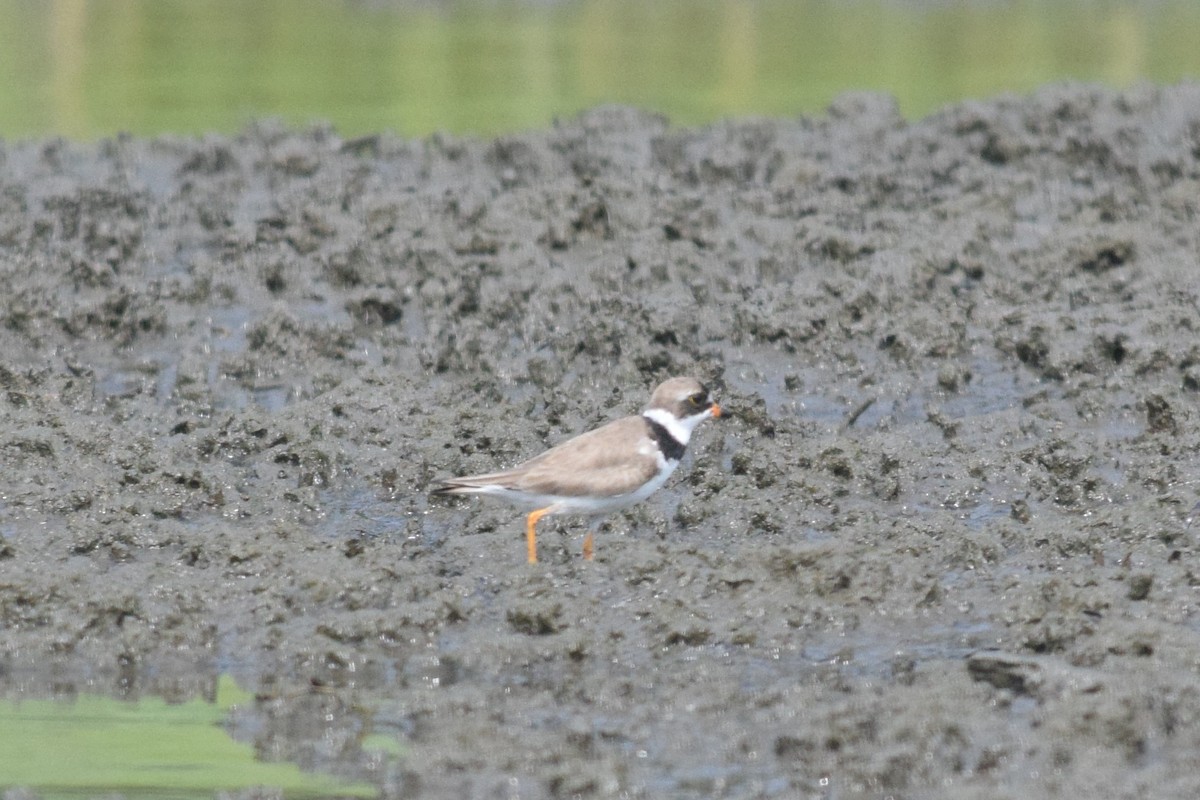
[430,473,512,495]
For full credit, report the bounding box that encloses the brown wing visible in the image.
[440,416,660,498]
[511,416,662,497]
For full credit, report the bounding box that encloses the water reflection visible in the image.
[1,0,1197,139]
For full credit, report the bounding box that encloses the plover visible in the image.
[432,376,722,563]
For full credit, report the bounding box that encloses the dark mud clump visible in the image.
[4,84,1200,797]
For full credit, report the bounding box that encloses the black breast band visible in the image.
[645,417,686,462]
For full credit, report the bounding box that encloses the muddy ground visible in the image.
[3,84,1200,798]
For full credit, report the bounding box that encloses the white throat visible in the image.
[643,407,707,446]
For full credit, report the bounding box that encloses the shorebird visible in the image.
[432,376,722,563]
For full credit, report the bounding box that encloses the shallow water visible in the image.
[2,0,1199,138]
[0,676,375,798]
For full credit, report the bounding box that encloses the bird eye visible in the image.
[688,393,706,407]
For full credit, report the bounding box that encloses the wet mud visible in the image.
[4,84,1200,798]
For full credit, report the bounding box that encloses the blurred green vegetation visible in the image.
[0,675,377,798]
[0,0,1197,138]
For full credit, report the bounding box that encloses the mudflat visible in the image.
[3,84,1200,798]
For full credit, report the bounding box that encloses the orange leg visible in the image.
[526,507,550,564]
[582,532,594,561]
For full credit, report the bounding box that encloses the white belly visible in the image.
[486,458,680,516]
